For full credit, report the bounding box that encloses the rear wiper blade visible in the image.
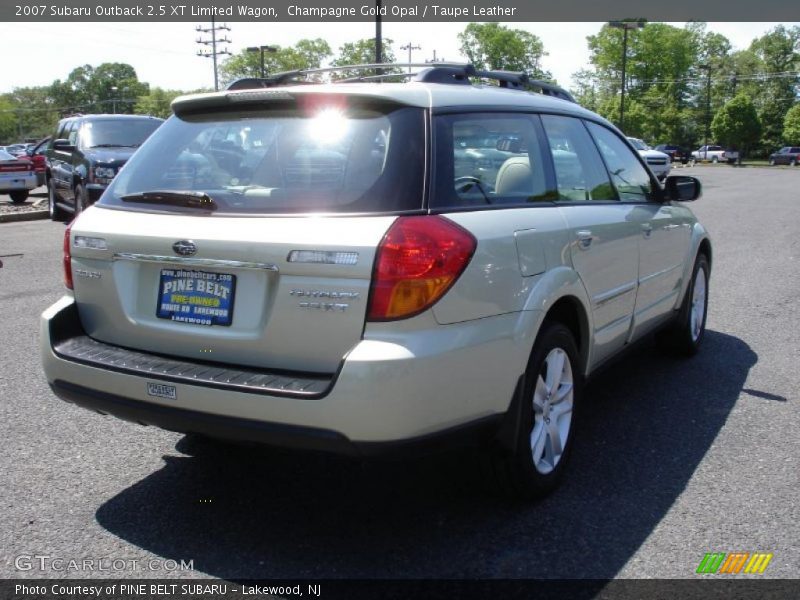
[120,190,218,210]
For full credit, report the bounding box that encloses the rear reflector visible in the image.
[63,223,73,290]
[367,216,476,321]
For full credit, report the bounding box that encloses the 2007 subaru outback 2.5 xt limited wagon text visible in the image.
[41,64,711,499]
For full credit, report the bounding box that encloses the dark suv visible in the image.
[655,144,691,164]
[45,114,163,221]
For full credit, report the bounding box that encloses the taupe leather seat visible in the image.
[494,156,533,195]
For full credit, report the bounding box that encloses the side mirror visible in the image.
[664,175,702,202]
[52,139,75,152]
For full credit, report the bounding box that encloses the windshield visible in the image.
[627,138,649,151]
[80,119,162,149]
[99,103,425,215]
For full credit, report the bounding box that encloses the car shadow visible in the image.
[95,330,755,580]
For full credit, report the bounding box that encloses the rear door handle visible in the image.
[577,230,593,249]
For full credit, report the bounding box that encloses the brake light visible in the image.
[63,222,73,290]
[367,216,476,321]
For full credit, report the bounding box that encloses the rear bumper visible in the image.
[41,296,534,451]
[0,174,37,192]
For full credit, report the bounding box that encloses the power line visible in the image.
[196,18,231,92]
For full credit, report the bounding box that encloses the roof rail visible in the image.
[225,63,576,103]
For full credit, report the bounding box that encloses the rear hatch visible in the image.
[70,89,427,374]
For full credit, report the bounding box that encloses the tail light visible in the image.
[367,216,476,321]
[63,222,73,290]
[0,162,32,172]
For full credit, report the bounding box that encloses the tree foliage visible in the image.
[748,25,800,152]
[330,38,399,79]
[783,104,800,143]
[219,39,332,85]
[49,63,148,115]
[134,88,185,119]
[458,23,550,80]
[711,95,761,155]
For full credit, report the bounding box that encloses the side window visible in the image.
[585,122,654,202]
[67,121,79,145]
[431,113,553,209]
[540,115,616,202]
[55,121,69,141]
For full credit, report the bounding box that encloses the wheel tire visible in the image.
[9,190,29,203]
[657,253,710,357]
[791,159,797,167]
[488,321,583,500]
[769,158,776,166]
[711,155,719,163]
[74,184,88,214]
[48,180,67,222]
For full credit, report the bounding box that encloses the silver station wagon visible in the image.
[41,64,711,498]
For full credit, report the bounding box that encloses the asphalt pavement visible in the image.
[0,166,797,581]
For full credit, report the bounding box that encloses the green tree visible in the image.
[0,96,19,143]
[783,104,800,143]
[711,95,761,158]
[458,23,550,80]
[331,38,399,79]
[5,87,58,140]
[585,22,699,136]
[749,26,800,153]
[134,88,184,119]
[219,39,332,85]
[49,63,148,114]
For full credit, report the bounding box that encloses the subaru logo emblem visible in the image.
[172,240,197,256]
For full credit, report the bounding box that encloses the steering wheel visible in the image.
[454,176,492,203]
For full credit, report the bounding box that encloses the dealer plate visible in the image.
[147,382,176,400]
[156,268,236,326]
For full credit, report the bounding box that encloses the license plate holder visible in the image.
[156,268,236,326]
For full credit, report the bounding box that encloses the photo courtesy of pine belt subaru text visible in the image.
[41,63,711,499]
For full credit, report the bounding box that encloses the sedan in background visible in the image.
[769,146,800,166]
[0,148,37,203]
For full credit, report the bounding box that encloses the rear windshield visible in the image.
[79,119,162,149]
[99,103,425,215]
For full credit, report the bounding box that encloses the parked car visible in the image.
[691,145,738,164]
[45,114,163,221]
[26,137,50,187]
[768,146,800,166]
[655,144,691,164]
[627,137,671,180]
[5,143,28,158]
[41,64,711,499]
[0,148,37,203]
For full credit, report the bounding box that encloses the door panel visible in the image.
[630,204,692,338]
[561,205,640,365]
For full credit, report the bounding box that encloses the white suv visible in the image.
[41,65,711,499]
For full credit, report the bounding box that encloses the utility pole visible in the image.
[608,20,645,132]
[196,17,231,91]
[400,42,421,72]
[699,63,712,159]
[426,50,444,63]
[375,0,382,76]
